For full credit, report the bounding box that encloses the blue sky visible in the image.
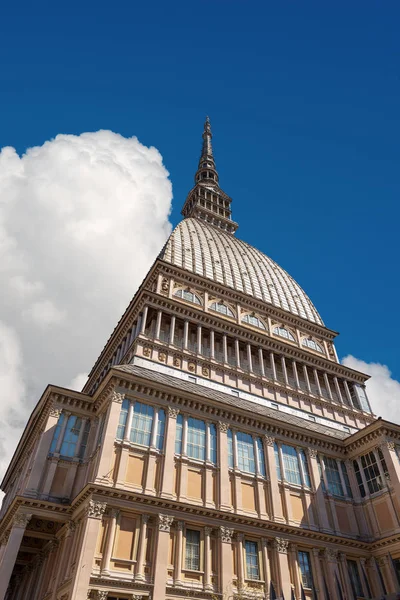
[1,1,399,378]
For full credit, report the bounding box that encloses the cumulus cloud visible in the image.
[0,130,173,479]
[342,355,400,422]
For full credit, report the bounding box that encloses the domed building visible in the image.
[1,119,400,600]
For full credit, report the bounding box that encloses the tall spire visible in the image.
[195,116,219,185]
[181,117,238,234]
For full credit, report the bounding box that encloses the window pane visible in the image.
[187,418,206,460]
[78,420,91,459]
[257,437,266,476]
[228,428,234,468]
[340,462,353,497]
[299,450,311,487]
[347,560,364,597]
[60,415,82,458]
[175,414,183,454]
[117,399,129,440]
[245,541,259,580]
[130,402,154,446]
[274,443,281,481]
[282,444,301,485]
[237,432,255,474]
[185,530,200,570]
[274,326,295,342]
[298,551,313,589]
[209,423,217,464]
[156,409,166,450]
[353,460,366,497]
[361,451,384,494]
[50,413,65,454]
[323,457,344,497]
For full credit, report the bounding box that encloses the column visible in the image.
[160,407,179,499]
[358,558,371,599]
[197,325,202,355]
[323,374,334,401]
[135,514,150,580]
[379,440,400,497]
[174,521,184,585]
[169,315,176,345]
[155,310,162,340]
[274,538,292,600]
[218,423,231,511]
[254,437,267,518]
[219,527,234,598]
[338,552,354,600]
[235,339,241,368]
[343,380,354,408]
[210,330,215,359]
[311,548,325,600]
[303,365,312,394]
[313,369,322,396]
[281,357,289,386]
[289,544,301,600]
[95,390,125,485]
[261,538,271,598]
[153,515,174,599]
[223,335,228,363]
[140,306,148,334]
[183,320,189,350]
[247,344,253,372]
[336,459,349,498]
[69,500,107,600]
[0,513,32,600]
[101,509,118,575]
[307,449,330,531]
[333,377,344,404]
[270,352,277,381]
[378,556,398,594]
[258,348,265,376]
[204,527,213,590]
[264,436,284,522]
[292,361,300,389]
[236,533,245,589]
[25,407,62,497]
[124,401,134,441]
[365,557,385,598]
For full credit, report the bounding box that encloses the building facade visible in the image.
[1,119,400,600]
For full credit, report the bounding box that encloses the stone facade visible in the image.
[1,119,400,600]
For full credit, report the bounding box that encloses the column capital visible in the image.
[308,447,318,459]
[141,514,150,524]
[67,520,77,533]
[204,526,213,536]
[168,406,180,419]
[274,538,289,554]
[219,526,234,543]
[324,548,338,562]
[176,520,184,531]
[381,439,396,451]
[49,406,62,418]
[218,421,229,433]
[312,547,322,557]
[110,390,125,404]
[158,514,174,532]
[86,500,107,519]
[13,512,32,528]
[236,532,245,542]
[263,434,275,447]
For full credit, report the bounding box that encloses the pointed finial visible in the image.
[195,116,218,185]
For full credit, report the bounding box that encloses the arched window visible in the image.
[242,313,266,330]
[209,301,235,318]
[302,338,324,353]
[273,326,295,342]
[174,288,202,305]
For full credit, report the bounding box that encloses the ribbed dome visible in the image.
[160,218,323,325]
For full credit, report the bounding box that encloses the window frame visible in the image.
[245,539,260,581]
[174,288,202,306]
[273,326,296,342]
[184,528,201,572]
[242,313,267,330]
[209,301,235,318]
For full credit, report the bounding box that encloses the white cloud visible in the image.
[342,355,400,422]
[0,130,173,479]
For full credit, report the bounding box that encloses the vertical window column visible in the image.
[235,339,241,368]
[292,361,300,389]
[343,381,354,408]
[254,436,267,518]
[101,509,119,575]
[236,533,245,590]
[218,423,232,511]
[223,334,228,363]
[123,401,134,442]
[258,348,265,376]
[303,365,312,394]
[270,352,277,381]
[169,315,176,345]
[155,310,163,340]
[197,325,202,355]
[264,436,284,522]
[140,306,148,334]
[174,521,184,585]
[281,357,289,386]
[135,514,150,580]
[210,330,215,359]
[313,369,322,396]
[204,527,213,590]
[333,377,344,404]
[336,459,349,498]
[323,374,334,401]
[247,344,253,372]
[183,320,189,350]
[261,538,271,596]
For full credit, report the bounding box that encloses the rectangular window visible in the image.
[340,462,353,497]
[187,418,206,460]
[116,399,129,440]
[354,384,371,413]
[228,428,234,468]
[323,457,344,497]
[60,415,82,458]
[49,413,65,454]
[185,529,200,571]
[78,420,91,459]
[353,460,366,497]
[281,444,302,486]
[361,451,384,494]
[237,432,255,474]
[175,414,183,454]
[130,402,154,446]
[347,560,364,597]
[274,443,282,481]
[299,449,311,487]
[156,409,166,451]
[257,437,266,476]
[245,541,260,580]
[298,551,313,589]
[209,423,217,464]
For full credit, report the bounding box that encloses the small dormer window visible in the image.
[174,289,202,305]
[209,301,235,318]
[242,313,266,330]
[273,326,295,342]
[302,338,324,353]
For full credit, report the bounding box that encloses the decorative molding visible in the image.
[86,500,107,519]
[204,526,213,536]
[218,421,229,433]
[220,526,234,543]
[13,513,32,528]
[158,514,174,532]
[324,548,338,562]
[308,448,318,459]
[176,521,184,531]
[94,592,108,600]
[263,435,275,447]
[274,538,289,554]
[49,406,62,418]
[110,391,124,404]
[168,406,179,419]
